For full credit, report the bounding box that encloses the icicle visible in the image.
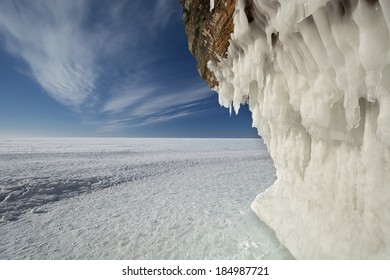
[210,0,214,12]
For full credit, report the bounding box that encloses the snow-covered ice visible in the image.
[0,137,292,259]
[209,0,390,259]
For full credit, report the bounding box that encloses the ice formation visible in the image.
[209,0,390,259]
[210,0,215,11]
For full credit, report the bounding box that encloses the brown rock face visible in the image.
[180,0,236,88]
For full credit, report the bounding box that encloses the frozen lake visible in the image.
[0,138,292,259]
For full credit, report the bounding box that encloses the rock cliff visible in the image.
[180,0,236,88]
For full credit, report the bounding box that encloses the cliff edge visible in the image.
[180,0,236,88]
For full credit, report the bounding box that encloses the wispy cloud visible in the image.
[131,85,210,117]
[0,0,181,109]
[101,85,157,113]
[96,110,195,133]
[152,0,177,29]
[0,0,96,107]
[95,118,135,133]
[98,82,213,132]
[0,0,212,135]
[141,111,192,126]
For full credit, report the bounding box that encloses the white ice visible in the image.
[209,0,390,259]
[0,137,292,259]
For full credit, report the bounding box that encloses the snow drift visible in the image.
[208,0,390,259]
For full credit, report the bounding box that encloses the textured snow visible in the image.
[0,137,292,259]
[209,0,390,259]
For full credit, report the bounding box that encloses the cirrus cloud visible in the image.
[0,0,97,107]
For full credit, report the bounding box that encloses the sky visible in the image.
[0,0,258,138]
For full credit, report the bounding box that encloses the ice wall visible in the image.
[209,0,390,259]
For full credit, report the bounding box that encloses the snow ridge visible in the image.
[209,0,390,259]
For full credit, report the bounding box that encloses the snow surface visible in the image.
[209,0,390,259]
[0,137,292,259]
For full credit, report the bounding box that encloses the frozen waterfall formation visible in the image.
[182,0,390,259]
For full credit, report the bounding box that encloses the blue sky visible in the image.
[0,0,257,138]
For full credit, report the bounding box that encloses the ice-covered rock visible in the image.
[206,0,390,259]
